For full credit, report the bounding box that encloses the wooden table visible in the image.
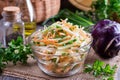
[0,1,120,79]
[0,75,25,80]
[0,51,120,80]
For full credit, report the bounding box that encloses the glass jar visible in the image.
[0,6,25,47]
[19,0,36,37]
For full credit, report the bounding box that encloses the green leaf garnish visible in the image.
[84,60,117,80]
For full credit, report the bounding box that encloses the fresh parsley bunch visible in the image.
[0,46,6,72]
[84,60,117,80]
[0,36,32,72]
[91,0,120,23]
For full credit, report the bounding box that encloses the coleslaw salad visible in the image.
[30,19,91,77]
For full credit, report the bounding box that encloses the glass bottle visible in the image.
[0,6,25,47]
[19,0,36,37]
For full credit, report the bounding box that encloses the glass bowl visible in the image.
[29,30,91,77]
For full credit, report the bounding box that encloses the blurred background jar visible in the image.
[0,0,36,37]
[18,0,61,37]
[0,0,61,37]
[18,0,36,37]
[0,6,25,47]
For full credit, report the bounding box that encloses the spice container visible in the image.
[0,6,25,47]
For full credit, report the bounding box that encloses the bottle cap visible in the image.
[3,6,20,15]
[2,6,21,21]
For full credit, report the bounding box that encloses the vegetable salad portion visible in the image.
[32,20,91,49]
[30,20,91,74]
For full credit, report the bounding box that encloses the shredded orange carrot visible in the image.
[39,38,58,46]
[61,20,75,29]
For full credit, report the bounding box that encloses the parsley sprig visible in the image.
[90,0,120,23]
[84,60,117,80]
[0,36,32,72]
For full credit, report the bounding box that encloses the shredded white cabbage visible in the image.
[30,20,91,74]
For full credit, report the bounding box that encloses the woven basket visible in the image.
[0,0,61,22]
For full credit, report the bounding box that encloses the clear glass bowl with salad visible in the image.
[29,20,91,77]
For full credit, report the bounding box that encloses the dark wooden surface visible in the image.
[0,75,25,80]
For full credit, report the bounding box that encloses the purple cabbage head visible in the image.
[92,19,120,59]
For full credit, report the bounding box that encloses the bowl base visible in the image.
[37,63,83,78]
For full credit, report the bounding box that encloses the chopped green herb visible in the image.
[62,53,69,56]
[55,35,66,39]
[48,52,53,54]
[63,39,77,46]
[51,58,57,63]
[51,29,55,34]
[56,26,61,28]
[37,42,40,44]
